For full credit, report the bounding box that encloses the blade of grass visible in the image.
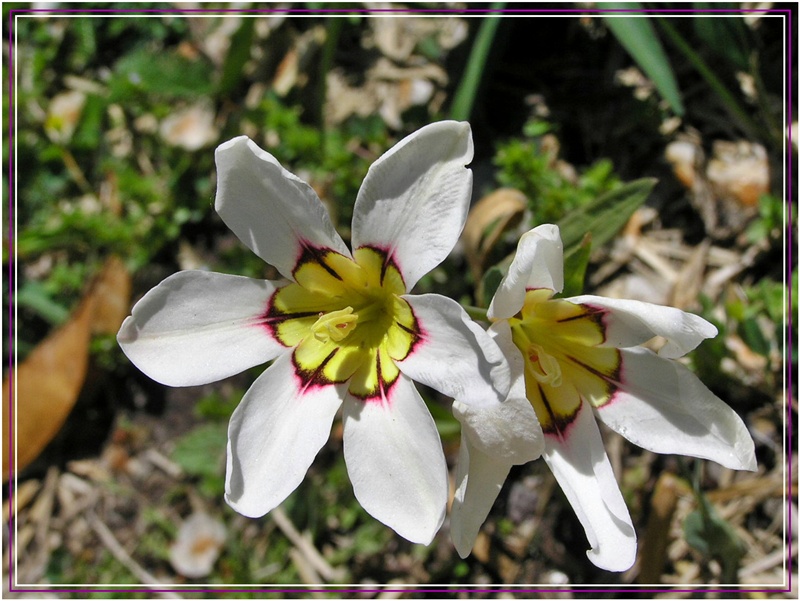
[315,16,343,132]
[655,15,764,142]
[601,3,685,115]
[218,18,255,96]
[450,3,504,121]
[557,177,656,258]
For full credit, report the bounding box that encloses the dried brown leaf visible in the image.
[3,257,131,480]
[462,188,527,281]
[89,255,132,335]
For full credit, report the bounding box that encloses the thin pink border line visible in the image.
[8,7,789,14]
[787,3,795,594]
[4,584,794,595]
[7,5,16,590]
[6,5,794,597]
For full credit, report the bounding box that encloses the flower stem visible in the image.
[463,305,489,322]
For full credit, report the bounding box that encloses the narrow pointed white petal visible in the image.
[450,437,512,558]
[398,294,510,409]
[215,136,351,280]
[449,321,543,558]
[342,377,447,544]
[449,387,542,558]
[596,347,756,471]
[488,224,564,320]
[544,399,636,572]
[117,271,285,386]
[225,352,343,517]
[351,121,473,291]
[568,294,718,358]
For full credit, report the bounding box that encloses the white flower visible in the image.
[452,224,756,571]
[117,122,515,544]
[169,512,227,579]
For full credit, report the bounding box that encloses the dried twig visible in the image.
[21,467,59,583]
[271,506,345,582]
[288,548,327,598]
[87,511,181,599]
[739,544,798,579]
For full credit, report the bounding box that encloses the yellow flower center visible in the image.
[263,246,418,400]
[509,289,620,437]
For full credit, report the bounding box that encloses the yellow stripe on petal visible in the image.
[526,378,582,437]
[560,358,616,408]
[354,246,407,295]
[346,344,403,400]
[274,315,318,347]
[293,259,349,297]
[323,344,368,383]
[379,345,400,383]
[294,337,340,378]
[385,321,416,361]
[348,348,381,398]
[271,282,339,315]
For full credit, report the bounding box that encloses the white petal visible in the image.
[398,293,510,409]
[117,271,285,386]
[351,121,473,291]
[225,352,343,517]
[342,376,447,544]
[568,294,718,358]
[215,136,351,280]
[450,436,512,558]
[453,321,544,462]
[595,347,756,471]
[544,399,637,572]
[488,224,564,320]
[449,322,543,558]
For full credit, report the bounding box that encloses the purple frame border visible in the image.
[5,3,795,597]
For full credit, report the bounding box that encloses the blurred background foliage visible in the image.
[4,3,795,594]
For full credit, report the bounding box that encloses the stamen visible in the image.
[311,306,359,343]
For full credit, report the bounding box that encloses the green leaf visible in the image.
[479,262,508,308]
[218,18,255,96]
[450,3,504,121]
[110,47,215,100]
[71,93,106,151]
[691,8,750,71]
[561,233,592,298]
[426,399,461,441]
[17,281,70,325]
[601,4,685,115]
[557,177,655,257]
[739,316,770,357]
[684,494,746,583]
[171,423,227,479]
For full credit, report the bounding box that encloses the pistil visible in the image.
[527,343,562,387]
